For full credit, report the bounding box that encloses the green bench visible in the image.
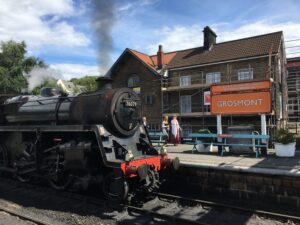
[188,133,269,158]
[148,132,168,147]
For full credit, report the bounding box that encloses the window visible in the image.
[238,68,253,81]
[180,95,191,113]
[128,75,140,88]
[145,95,154,105]
[288,98,298,113]
[180,76,191,86]
[206,72,221,84]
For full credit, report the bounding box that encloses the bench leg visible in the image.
[255,147,260,158]
[192,145,197,153]
[218,146,223,156]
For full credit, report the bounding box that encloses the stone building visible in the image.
[98,26,287,136]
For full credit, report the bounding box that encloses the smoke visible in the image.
[26,67,61,91]
[90,0,116,73]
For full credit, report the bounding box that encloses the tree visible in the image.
[0,40,46,94]
[70,76,98,92]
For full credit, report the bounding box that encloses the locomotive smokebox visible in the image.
[97,76,112,90]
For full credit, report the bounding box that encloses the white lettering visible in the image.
[217,98,264,108]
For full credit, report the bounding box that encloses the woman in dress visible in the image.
[171,116,181,146]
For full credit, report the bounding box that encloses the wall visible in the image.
[172,166,300,213]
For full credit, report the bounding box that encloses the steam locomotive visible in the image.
[0,77,179,201]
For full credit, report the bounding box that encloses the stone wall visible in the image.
[172,166,300,213]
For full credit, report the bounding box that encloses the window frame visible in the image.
[238,68,253,81]
[127,75,140,88]
[206,72,221,84]
[145,95,154,105]
[179,75,191,86]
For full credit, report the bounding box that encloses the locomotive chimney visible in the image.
[157,45,164,69]
[203,26,217,51]
[97,76,112,90]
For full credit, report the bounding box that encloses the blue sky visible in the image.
[1,0,300,79]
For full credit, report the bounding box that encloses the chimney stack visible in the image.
[203,26,217,51]
[157,45,164,69]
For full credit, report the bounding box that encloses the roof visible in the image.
[105,30,283,78]
[287,57,300,68]
[166,31,283,69]
[128,49,177,72]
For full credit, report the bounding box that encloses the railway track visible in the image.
[0,205,54,225]
[154,192,300,224]
[0,176,298,225]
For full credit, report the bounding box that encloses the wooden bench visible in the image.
[188,133,269,158]
[148,132,168,147]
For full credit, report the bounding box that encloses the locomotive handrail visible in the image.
[1,88,141,106]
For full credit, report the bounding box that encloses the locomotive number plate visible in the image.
[124,100,137,108]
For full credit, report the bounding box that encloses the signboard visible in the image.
[211,91,271,115]
[203,91,211,105]
[211,80,271,94]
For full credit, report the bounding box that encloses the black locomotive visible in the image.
[0,77,179,201]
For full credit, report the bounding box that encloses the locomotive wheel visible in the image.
[102,171,129,202]
[48,154,73,190]
[49,172,73,190]
[16,156,32,183]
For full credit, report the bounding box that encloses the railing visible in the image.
[164,66,275,89]
[287,123,300,135]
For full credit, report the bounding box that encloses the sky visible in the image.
[1,0,300,80]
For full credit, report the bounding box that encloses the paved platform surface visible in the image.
[164,144,300,176]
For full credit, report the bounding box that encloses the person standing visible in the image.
[162,116,169,144]
[171,116,181,146]
[142,116,147,127]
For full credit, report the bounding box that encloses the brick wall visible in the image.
[108,52,162,126]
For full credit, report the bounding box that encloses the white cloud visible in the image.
[0,0,90,49]
[147,21,300,57]
[50,63,103,80]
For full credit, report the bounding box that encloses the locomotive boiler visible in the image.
[0,77,179,201]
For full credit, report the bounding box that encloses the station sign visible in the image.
[211,91,271,115]
[211,80,271,94]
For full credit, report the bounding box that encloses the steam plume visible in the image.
[90,0,116,73]
[26,67,61,91]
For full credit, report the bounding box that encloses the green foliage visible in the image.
[70,76,98,92]
[0,40,46,94]
[274,128,295,145]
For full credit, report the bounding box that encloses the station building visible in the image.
[99,26,287,137]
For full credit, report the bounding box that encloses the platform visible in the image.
[166,144,300,177]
